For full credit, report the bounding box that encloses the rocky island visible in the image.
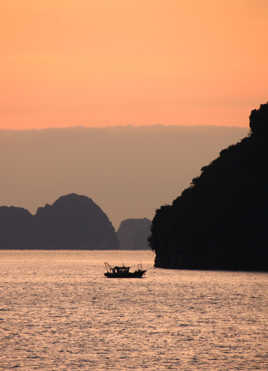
[0,193,119,250]
[117,218,151,249]
[149,103,268,271]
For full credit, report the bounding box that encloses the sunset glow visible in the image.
[1,0,267,129]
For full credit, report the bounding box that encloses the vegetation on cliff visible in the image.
[149,103,268,271]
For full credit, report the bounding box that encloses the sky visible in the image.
[1,0,267,129]
[0,126,246,227]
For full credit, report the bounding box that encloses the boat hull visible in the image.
[104,270,146,278]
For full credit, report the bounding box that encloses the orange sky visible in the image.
[1,0,267,129]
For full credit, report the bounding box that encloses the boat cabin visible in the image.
[111,266,130,274]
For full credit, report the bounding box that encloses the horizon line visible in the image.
[0,123,248,132]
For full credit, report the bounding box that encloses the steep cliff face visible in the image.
[0,194,119,250]
[149,103,268,271]
[117,218,151,249]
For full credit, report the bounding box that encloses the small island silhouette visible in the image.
[117,218,151,250]
[0,193,119,250]
[149,102,268,271]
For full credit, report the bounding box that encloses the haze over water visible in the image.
[0,250,267,370]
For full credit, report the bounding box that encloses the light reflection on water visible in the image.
[0,250,267,370]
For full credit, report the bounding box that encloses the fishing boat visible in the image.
[104,262,146,278]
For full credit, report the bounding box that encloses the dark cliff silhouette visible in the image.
[117,218,151,250]
[0,194,119,250]
[149,103,268,271]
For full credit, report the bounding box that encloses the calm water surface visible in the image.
[0,250,267,370]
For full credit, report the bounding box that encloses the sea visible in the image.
[0,250,267,370]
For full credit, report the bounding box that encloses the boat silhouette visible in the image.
[104,262,146,278]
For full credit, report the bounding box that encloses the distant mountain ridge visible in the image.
[0,193,119,250]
